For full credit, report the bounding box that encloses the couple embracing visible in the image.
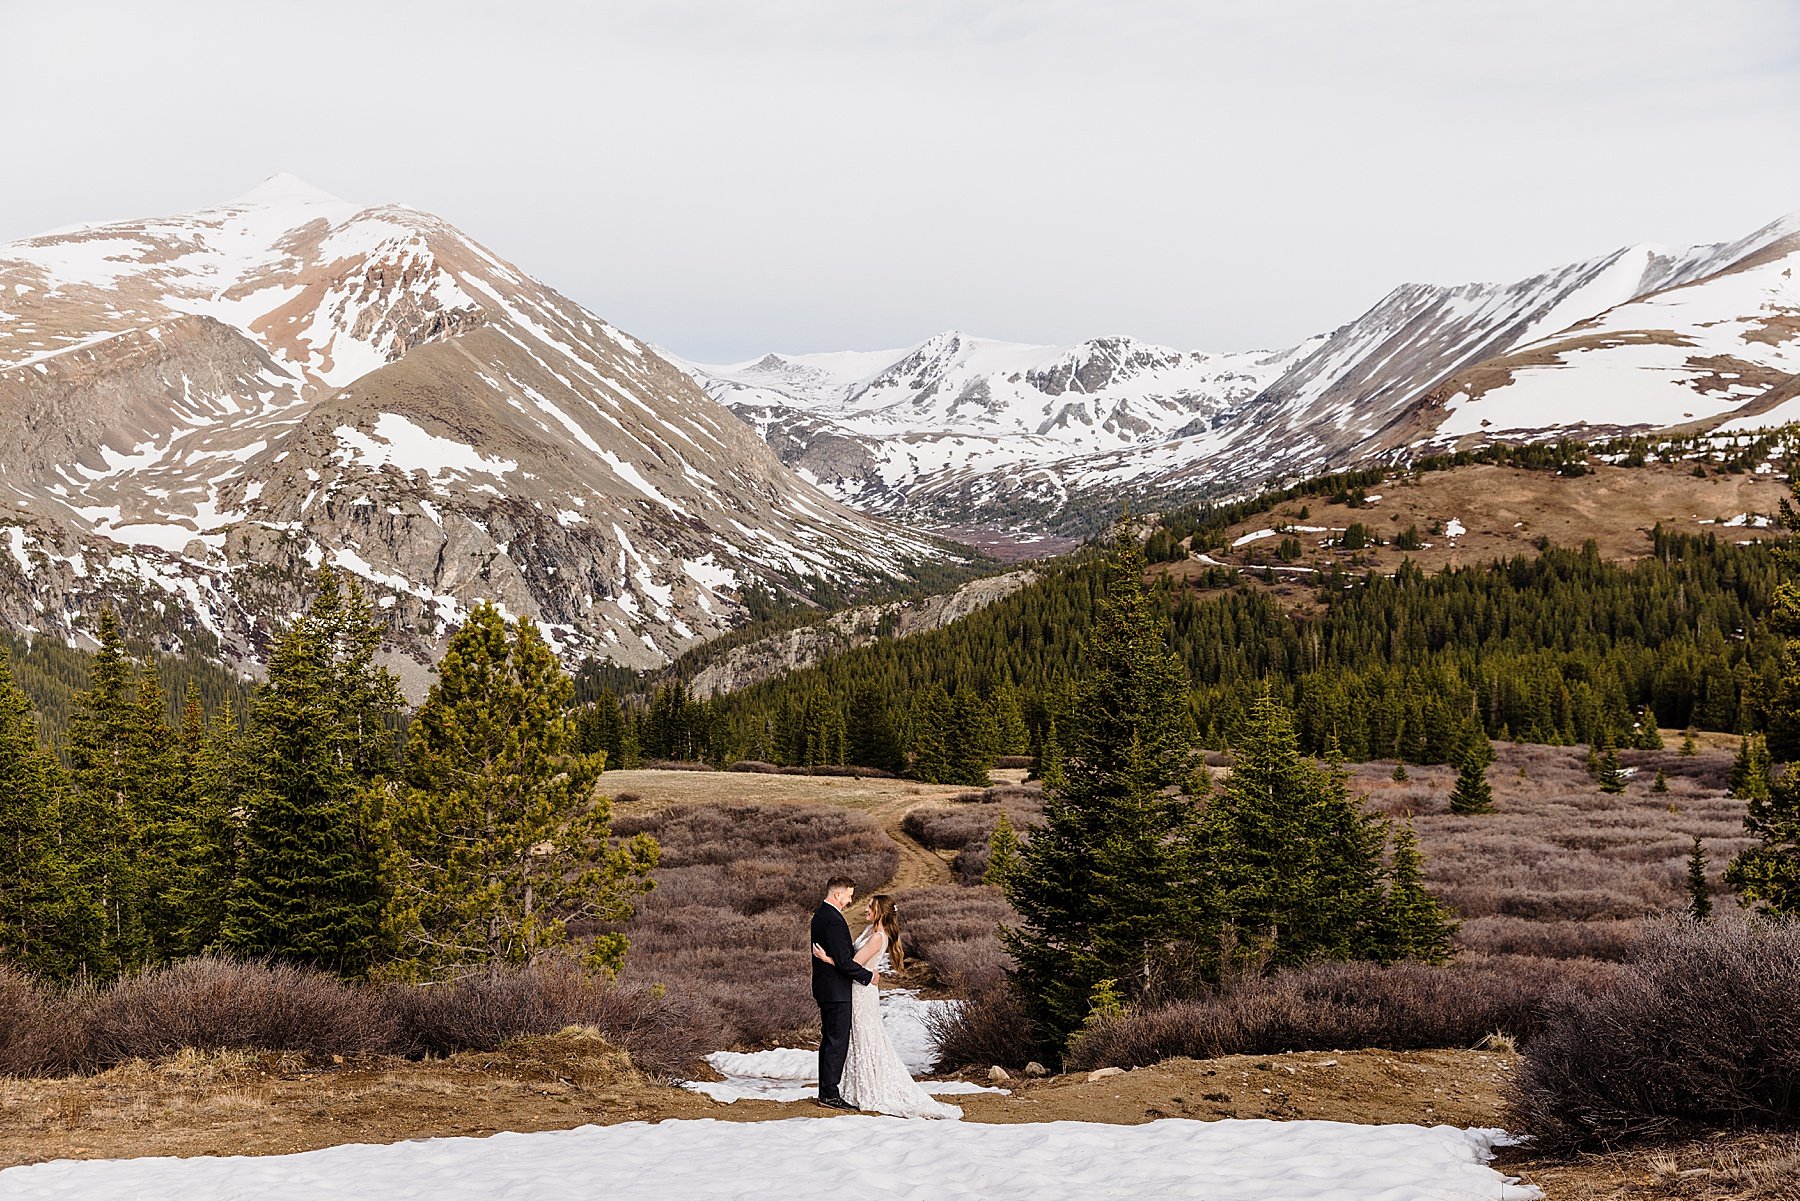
[808,876,961,1119]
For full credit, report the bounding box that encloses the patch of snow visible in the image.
[0,1118,1542,1200]
[1232,528,1277,548]
[1444,518,1467,539]
[334,413,517,480]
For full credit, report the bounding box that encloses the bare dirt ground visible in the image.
[1162,461,1788,611]
[0,1042,1507,1167]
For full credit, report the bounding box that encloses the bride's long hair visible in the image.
[866,893,905,972]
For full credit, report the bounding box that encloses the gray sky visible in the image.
[5,0,1798,362]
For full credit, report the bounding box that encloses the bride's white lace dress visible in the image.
[838,928,962,1119]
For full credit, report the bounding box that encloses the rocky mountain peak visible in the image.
[0,183,955,691]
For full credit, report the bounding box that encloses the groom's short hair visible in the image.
[826,875,855,893]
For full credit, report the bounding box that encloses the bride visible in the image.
[812,893,961,1119]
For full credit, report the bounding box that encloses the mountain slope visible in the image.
[687,210,1800,531]
[677,332,1316,517]
[0,176,954,684]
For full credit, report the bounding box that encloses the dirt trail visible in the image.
[602,767,997,895]
[879,815,954,892]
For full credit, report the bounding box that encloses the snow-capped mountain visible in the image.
[676,333,1316,514]
[685,210,1800,529]
[0,175,952,685]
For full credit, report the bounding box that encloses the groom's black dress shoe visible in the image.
[816,1096,856,1111]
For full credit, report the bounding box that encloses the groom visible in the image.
[810,874,872,1110]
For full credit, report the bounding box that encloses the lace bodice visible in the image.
[853,927,891,975]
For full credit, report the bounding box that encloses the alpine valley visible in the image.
[4,179,1798,684]
[680,207,1800,532]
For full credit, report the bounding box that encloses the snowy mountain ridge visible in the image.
[0,175,952,687]
[681,208,1800,529]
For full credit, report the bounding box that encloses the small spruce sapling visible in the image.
[1687,837,1712,920]
[1448,747,1494,815]
[983,813,1022,889]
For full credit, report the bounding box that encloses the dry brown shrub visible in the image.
[0,966,86,1077]
[928,983,1044,1071]
[85,958,403,1067]
[394,960,723,1078]
[728,760,779,773]
[1348,742,1749,957]
[897,886,1016,991]
[605,803,898,1046]
[1063,956,1622,1071]
[1510,917,1800,1153]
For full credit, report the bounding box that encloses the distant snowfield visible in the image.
[0,1118,1541,1201]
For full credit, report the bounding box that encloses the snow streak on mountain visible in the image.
[0,175,951,686]
[683,210,1800,530]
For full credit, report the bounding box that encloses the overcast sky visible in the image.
[5,1,1798,362]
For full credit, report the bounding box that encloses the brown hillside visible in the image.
[1160,460,1788,607]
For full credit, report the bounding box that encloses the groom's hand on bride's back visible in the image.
[811,942,833,963]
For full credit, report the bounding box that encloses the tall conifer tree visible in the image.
[222,569,401,976]
[0,645,69,976]
[1194,693,1388,972]
[1004,528,1199,1043]
[61,609,169,975]
[1448,747,1495,815]
[384,604,658,977]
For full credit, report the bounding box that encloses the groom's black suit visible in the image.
[811,899,873,1102]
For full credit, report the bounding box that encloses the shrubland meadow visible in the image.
[4,435,1800,1192]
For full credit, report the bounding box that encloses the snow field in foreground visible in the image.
[0,1117,1542,1201]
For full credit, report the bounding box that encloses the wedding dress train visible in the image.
[837,928,962,1119]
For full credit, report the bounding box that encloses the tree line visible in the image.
[0,568,653,984]
[571,525,1784,780]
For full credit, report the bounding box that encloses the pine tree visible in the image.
[983,812,1022,889]
[60,609,170,976]
[945,688,998,786]
[990,682,1030,757]
[1193,693,1389,974]
[1391,760,1408,782]
[1373,822,1458,964]
[153,690,239,958]
[1032,716,1066,790]
[385,604,658,978]
[1727,734,1772,802]
[1448,747,1495,815]
[1687,836,1712,920]
[847,684,903,773]
[1004,529,1200,1043]
[1653,768,1669,794]
[0,645,70,976]
[1596,741,1628,795]
[906,684,955,783]
[1635,708,1664,750]
[1680,727,1699,756]
[222,569,401,977]
[1726,765,1800,917]
[577,690,639,770]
